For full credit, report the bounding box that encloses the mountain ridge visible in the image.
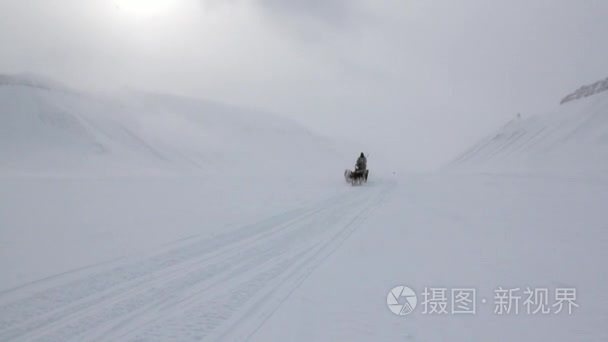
[560,76,608,105]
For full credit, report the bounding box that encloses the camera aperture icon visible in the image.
[387,286,417,315]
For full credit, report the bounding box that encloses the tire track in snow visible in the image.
[117,183,392,341]
[0,211,291,335]
[0,197,339,341]
[0,183,391,341]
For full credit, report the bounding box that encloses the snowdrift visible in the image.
[0,74,340,176]
[447,77,608,173]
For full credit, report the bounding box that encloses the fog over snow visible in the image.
[2,0,607,169]
[1,2,608,341]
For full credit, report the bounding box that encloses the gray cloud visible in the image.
[1,0,607,170]
[204,0,360,25]
[258,0,356,26]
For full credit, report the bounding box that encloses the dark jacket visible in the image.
[356,156,367,171]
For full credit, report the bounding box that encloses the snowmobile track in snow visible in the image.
[0,182,392,341]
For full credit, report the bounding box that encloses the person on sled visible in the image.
[355,152,367,173]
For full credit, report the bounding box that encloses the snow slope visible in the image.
[0,74,340,176]
[0,73,352,290]
[1,74,607,341]
[447,77,608,174]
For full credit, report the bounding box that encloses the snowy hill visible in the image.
[1,74,607,341]
[0,74,340,176]
[0,72,352,293]
[447,77,608,173]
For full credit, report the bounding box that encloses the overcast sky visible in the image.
[1,0,607,169]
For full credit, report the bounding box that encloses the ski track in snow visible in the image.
[0,182,392,342]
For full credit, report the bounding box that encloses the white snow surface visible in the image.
[0,73,341,177]
[1,75,607,341]
[448,81,608,174]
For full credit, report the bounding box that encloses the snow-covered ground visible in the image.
[447,83,608,174]
[0,74,344,177]
[253,173,608,341]
[1,75,607,341]
[0,73,351,289]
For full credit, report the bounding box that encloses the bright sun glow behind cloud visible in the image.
[115,0,179,17]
